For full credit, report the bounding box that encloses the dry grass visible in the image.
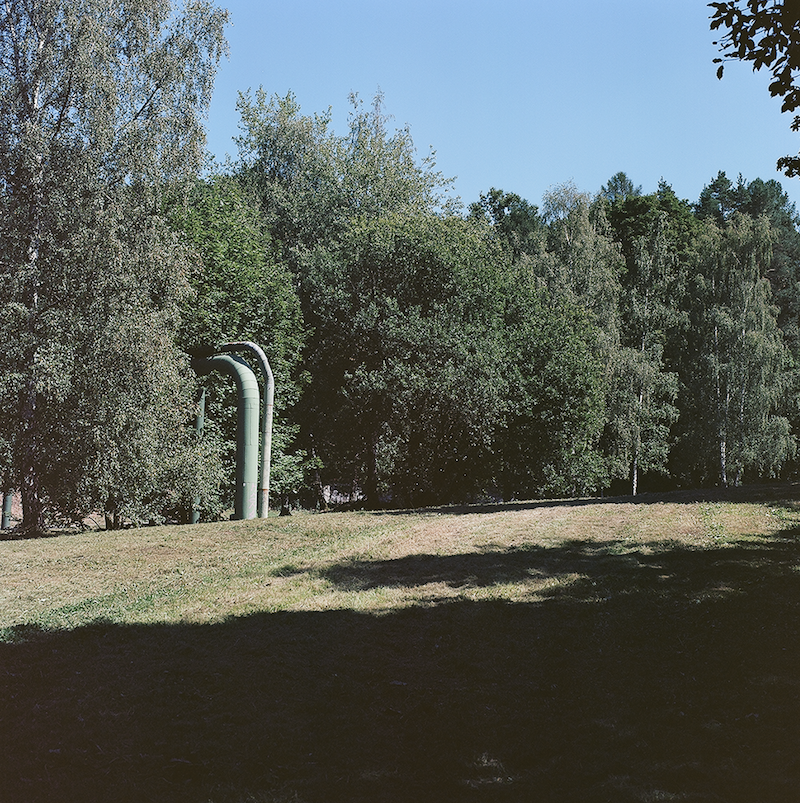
[2,490,794,629]
[2,486,800,802]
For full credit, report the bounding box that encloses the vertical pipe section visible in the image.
[1,490,12,530]
[194,354,260,520]
[217,342,274,518]
[1,470,11,529]
[191,388,206,524]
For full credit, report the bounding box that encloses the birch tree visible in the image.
[0,0,228,533]
[539,182,623,355]
[606,214,682,495]
[690,215,794,485]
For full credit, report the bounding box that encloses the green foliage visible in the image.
[68,310,223,528]
[0,0,228,533]
[339,90,458,219]
[499,280,608,499]
[607,180,700,276]
[539,182,624,351]
[170,176,306,515]
[601,179,704,493]
[7,17,800,531]
[234,89,457,258]
[234,89,341,260]
[233,90,468,508]
[173,176,304,384]
[468,187,545,261]
[695,172,800,354]
[711,0,800,175]
[606,206,685,492]
[599,171,642,203]
[298,213,507,507]
[3,195,224,528]
[681,214,794,485]
[606,344,679,494]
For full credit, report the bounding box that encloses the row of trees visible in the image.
[2,1,799,533]
[179,90,800,512]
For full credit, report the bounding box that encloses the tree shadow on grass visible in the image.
[317,533,800,602]
[2,533,800,803]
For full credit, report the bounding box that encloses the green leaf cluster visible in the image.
[711,1,800,175]
[0,0,229,533]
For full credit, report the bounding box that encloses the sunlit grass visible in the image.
[3,490,800,635]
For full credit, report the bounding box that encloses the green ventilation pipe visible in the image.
[194,354,261,520]
[217,342,274,518]
[190,388,206,525]
[1,489,11,530]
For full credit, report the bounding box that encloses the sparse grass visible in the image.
[2,486,800,801]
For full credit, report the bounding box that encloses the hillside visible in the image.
[2,487,800,801]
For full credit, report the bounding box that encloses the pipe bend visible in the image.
[193,354,260,520]
[215,342,274,518]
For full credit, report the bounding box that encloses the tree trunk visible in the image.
[632,383,644,497]
[309,441,328,511]
[364,433,380,509]
[19,381,44,536]
[105,496,122,530]
[18,108,45,535]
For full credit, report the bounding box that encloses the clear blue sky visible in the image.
[204,0,800,211]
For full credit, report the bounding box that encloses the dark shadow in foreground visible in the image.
[2,531,800,803]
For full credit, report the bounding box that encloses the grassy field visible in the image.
[2,486,800,802]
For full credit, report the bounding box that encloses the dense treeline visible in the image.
[178,91,800,512]
[2,2,799,531]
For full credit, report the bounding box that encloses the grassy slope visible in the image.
[2,487,800,802]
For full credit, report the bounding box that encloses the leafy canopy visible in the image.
[0,0,229,532]
[711,1,800,175]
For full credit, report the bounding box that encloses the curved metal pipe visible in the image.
[194,354,260,520]
[217,341,274,517]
